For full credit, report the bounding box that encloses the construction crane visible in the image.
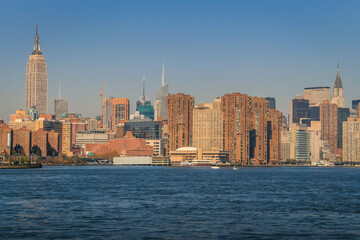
[99,80,108,128]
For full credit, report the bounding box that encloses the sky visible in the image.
[1,0,360,122]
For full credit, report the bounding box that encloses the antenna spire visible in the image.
[162,62,165,86]
[32,20,42,55]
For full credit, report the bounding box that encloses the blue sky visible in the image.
[1,0,360,122]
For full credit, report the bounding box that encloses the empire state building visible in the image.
[25,24,48,115]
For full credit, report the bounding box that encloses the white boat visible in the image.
[211,166,220,169]
[233,167,238,170]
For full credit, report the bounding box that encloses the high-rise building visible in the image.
[167,93,194,152]
[309,121,322,162]
[290,97,309,124]
[124,119,162,140]
[320,100,338,154]
[156,63,169,120]
[26,24,48,115]
[331,65,345,108]
[343,117,360,163]
[154,100,162,121]
[289,123,311,162]
[31,129,48,157]
[352,99,360,111]
[337,108,350,149]
[61,122,72,156]
[221,93,278,165]
[52,99,68,119]
[112,98,130,128]
[309,106,320,121]
[102,97,113,128]
[0,124,13,155]
[267,109,282,165]
[136,75,154,120]
[303,87,331,107]
[281,126,290,162]
[86,118,98,131]
[13,127,32,156]
[265,97,276,109]
[193,98,223,151]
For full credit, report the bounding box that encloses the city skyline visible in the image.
[1,1,360,122]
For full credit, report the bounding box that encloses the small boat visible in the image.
[233,167,238,170]
[211,166,220,169]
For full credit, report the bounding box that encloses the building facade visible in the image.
[112,98,130,128]
[303,87,331,107]
[167,93,194,152]
[156,63,169,120]
[343,117,360,163]
[290,98,310,124]
[192,98,223,151]
[320,100,338,154]
[52,99,68,119]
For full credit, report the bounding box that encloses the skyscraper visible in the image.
[331,64,345,108]
[221,93,280,165]
[167,93,194,151]
[52,82,68,119]
[265,97,276,109]
[26,24,48,115]
[52,99,68,119]
[320,100,338,154]
[156,63,169,121]
[289,97,309,124]
[136,75,154,120]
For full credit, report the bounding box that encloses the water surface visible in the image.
[1,166,360,239]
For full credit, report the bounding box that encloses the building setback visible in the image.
[167,93,194,152]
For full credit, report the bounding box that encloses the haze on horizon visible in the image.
[1,0,360,122]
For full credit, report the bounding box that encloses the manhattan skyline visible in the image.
[1,0,360,122]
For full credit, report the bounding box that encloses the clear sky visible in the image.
[1,0,360,122]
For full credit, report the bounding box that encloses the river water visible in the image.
[1,166,360,239]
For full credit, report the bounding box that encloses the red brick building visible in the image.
[0,124,12,155]
[320,100,338,154]
[221,93,282,165]
[32,129,48,156]
[13,127,32,156]
[166,93,194,152]
[48,130,60,153]
[267,109,282,165]
[84,131,153,156]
